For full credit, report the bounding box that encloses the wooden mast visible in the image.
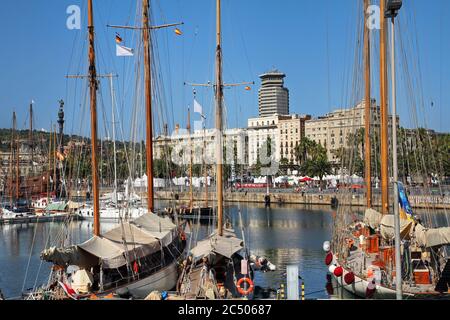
[187,106,193,211]
[203,124,208,208]
[29,102,33,166]
[143,0,154,213]
[15,113,20,201]
[87,0,100,236]
[10,112,16,204]
[215,0,224,236]
[379,0,389,215]
[364,0,372,208]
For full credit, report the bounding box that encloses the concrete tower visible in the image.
[258,70,289,117]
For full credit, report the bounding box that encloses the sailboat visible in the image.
[176,0,255,300]
[30,0,185,300]
[325,0,450,299]
[173,96,213,219]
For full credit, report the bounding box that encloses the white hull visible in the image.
[332,259,415,299]
[118,260,179,299]
[78,206,147,221]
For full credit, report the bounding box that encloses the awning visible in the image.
[190,229,243,260]
[45,202,68,211]
[380,215,414,240]
[132,213,176,246]
[415,223,450,248]
[364,208,383,230]
[41,213,177,269]
[78,236,127,269]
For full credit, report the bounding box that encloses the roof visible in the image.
[190,229,244,260]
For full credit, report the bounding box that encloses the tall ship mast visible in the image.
[35,0,185,300]
[177,0,255,300]
[326,0,450,299]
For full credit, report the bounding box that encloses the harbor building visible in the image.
[258,70,289,117]
[304,99,399,164]
[154,128,248,166]
[279,114,311,165]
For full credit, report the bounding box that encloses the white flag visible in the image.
[193,98,202,114]
[116,44,134,57]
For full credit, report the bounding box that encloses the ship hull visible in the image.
[124,260,179,299]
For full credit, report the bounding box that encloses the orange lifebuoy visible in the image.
[236,277,254,295]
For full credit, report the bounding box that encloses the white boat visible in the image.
[77,204,147,221]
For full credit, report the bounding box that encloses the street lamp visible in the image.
[385,0,402,18]
[385,0,403,301]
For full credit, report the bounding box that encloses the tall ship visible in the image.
[325,0,450,299]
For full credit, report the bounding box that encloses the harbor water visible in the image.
[0,202,335,299]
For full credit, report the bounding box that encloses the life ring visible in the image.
[236,277,254,295]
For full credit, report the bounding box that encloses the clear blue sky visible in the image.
[0,0,448,140]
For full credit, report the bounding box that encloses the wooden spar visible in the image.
[203,124,208,208]
[29,102,33,165]
[364,0,372,208]
[215,0,224,236]
[143,0,154,213]
[47,122,52,202]
[10,112,16,204]
[87,0,100,236]
[380,0,389,215]
[187,106,193,211]
[53,126,57,194]
[15,113,19,201]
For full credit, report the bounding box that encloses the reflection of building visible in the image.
[258,70,289,117]
[305,99,399,163]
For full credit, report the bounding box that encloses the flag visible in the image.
[397,182,413,220]
[174,28,182,36]
[115,33,122,44]
[116,44,134,57]
[193,98,202,114]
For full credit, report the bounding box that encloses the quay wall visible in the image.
[153,190,450,210]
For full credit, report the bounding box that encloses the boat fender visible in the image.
[325,252,333,265]
[365,279,376,299]
[328,264,337,274]
[236,277,254,296]
[344,272,355,284]
[333,266,343,277]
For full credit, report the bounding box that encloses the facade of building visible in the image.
[258,70,289,117]
[154,128,248,166]
[247,114,309,166]
[279,114,311,164]
[305,99,399,163]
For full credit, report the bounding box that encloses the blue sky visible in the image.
[0,0,448,140]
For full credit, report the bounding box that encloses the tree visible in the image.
[302,155,332,188]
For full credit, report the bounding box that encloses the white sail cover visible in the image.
[190,229,244,260]
[380,215,414,240]
[414,223,450,248]
[133,213,176,247]
[41,213,177,269]
[364,208,383,229]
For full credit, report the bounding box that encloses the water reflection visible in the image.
[1,202,448,300]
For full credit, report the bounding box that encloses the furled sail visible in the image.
[364,208,383,230]
[380,215,414,240]
[41,213,177,269]
[414,223,450,248]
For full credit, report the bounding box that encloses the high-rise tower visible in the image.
[258,70,289,117]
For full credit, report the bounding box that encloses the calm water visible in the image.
[0,202,335,299]
[1,201,448,300]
